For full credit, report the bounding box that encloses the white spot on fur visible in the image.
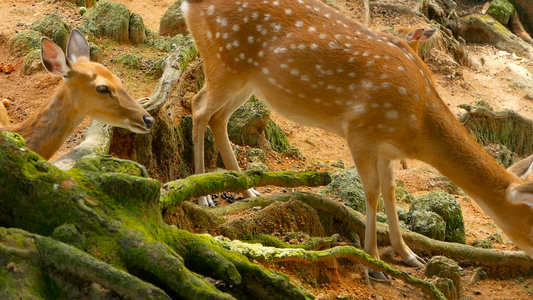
[285,8,292,15]
[258,50,264,57]
[296,21,303,27]
[399,87,407,95]
[207,4,215,16]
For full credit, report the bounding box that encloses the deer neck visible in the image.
[2,85,84,160]
[419,103,518,213]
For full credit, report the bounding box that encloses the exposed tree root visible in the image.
[160,170,331,211]
[215,237,446,300]
[0,132,313,299]
[212,193,533,277]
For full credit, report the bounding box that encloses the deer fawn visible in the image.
[182,0,533,276]
[0,29,154,160]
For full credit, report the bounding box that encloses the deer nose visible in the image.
[143,115,154,128]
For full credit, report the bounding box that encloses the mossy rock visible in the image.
[52,223,86,249]
[129,13,146,44]
[409,190,466,244]
[435,277,460,300]
[247,148,266,163]
[488,0,515,25]
[115,53,141,69]
[410,211,446,241]
[22,49,43,75]
[425,256,462,293]
[326,168,367,213]
[31,13,71,50]
[89,43,103,62]
[80,0,131,43]
[228,97,271,149]
[265,119,290,153]
[245,162,269,172]
[472,238,494,249]
[9,30,42,57]
[159,0,187,37]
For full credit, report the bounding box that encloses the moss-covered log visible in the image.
[160,169,331,210]
[0,131,313,299]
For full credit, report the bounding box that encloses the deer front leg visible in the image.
[379,158,425,267]
[208,88,261,200]
[192,88,214,207]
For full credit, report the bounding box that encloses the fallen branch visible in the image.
[159,170,331,211]
[215,237,446,300]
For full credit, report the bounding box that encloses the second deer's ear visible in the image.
[41,37,70,77]
[66,29,90,62]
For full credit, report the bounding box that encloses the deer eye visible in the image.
[96,85,110,94]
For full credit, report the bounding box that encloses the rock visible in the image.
[488,0,515,25]
[409,210,447,241]
[115,53,141,69]
[31,13,71,50]
[228,97,271,149]
[245,162,269,172]
[129,13,146,44]
[470,267,488,284]
[52,223,86,248]
[435,277,460,300]
[459,14,533,58]
[80,0,131,43]
[472,238,493,249]
[409,190,466,244]
[265,119,290,153]
[247,148,266,163]
[89,43,103,62]
[22,49,43,75]
[425,256,462,297]
[159,0,188,37]
[326,168,367,213]
[8,30,42,57]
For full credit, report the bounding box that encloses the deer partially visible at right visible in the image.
[182,0,533,281]
[0,29,154,160]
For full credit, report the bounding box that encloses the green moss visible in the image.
[488,0,515,25]
[409,190,466,244]
[265,119,290,153]
[129,13,146,44]
[31,13,71,50]
[80,0,131,43]
[23,49,43,75]
[115,53,141,69]
[8,30,42,57]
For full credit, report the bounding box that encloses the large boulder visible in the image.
[409,190,465,244]
[80,0,134,43]
[409,210,447,241]
[31,13,71,50]
[159,0,188,37]
[488,0,515,25]
[9,30,42,57]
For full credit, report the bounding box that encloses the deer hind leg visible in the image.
[379,157,425,267]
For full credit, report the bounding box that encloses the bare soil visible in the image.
[1,0,533,299]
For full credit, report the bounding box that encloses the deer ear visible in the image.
[507,154,533,180]
[66,29,90,62]
[41,37,70,76]
[407,28,425,41]
[508,183,533,206]
[420,28,438,41]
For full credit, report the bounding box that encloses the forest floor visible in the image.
[1,0,533,299]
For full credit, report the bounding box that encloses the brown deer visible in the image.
[181,0,533,278]
[0,29,154,160]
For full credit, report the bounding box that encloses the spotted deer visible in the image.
[396,27,438,54]
[181,0,533,276]
[0,29,154,160]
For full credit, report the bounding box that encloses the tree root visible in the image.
[213,192,533,277]
[244,233,342,250]
[1,227,169,299]
[215,237,446,300]
[160,170,331,211]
